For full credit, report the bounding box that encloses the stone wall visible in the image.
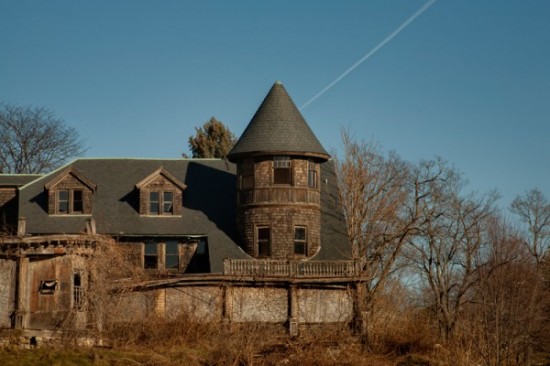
[235,156,322,259]
[239,206,321,258]
[109,284,353,326]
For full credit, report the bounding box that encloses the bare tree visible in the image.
[510,188,550,265]
[335,130,455,345]
[187,117,236,158]
[470,217,549,366]
[409,175,498,341]
[0,103,86,174]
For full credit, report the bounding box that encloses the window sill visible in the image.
[49,214,92,217]
[140,214,182,218]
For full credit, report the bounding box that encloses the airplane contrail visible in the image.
[300,0,437,111]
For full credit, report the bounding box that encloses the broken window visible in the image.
[163,192,173,214]
[39,280,57,294]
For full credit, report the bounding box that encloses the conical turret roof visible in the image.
[227,82,330,162]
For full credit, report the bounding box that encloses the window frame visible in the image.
[144,242,159,269]
[164,240,180,270]
[56,189,85,215]
[293,226,308,256]
[257,226,271,258]
[241,159,255,189]
[273,156,292,185]
[308,160,318,189]
[148,190,175,215]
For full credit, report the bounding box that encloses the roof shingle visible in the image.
[228,82,330,162]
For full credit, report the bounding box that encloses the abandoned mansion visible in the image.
[0,82,364,339]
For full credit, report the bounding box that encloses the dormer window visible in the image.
[273,156,291,185]
[148,191,174,215]
[136,167,186,216]
[45,167,96,215]
[57,189,83,214]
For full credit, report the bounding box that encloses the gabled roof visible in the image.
[135,167,187,191]
[44,166,97,191]
[227,82,330,162]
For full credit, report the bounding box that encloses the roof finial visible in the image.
[274,80,283,85]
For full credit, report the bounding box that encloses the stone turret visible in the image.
[227,82,330,259]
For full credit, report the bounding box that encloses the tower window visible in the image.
[273,156,291,185]
[257,227,271,257]
[294,226,307,256]
[241,160,254,189]
[308,160,318,189]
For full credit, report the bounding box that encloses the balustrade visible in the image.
[224,259,358,278]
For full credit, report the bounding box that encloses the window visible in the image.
[163,192,173,213]
[58,190,69,213]
[294,226,307,256]
[165,241,179,270]
[308,161,318,189]
[241,160,254,189]
[257,227,271,257]
[149,192,159,214]
[144,242,158,269]
[144,241,183,271]
[273,156,291,185]
[73,272,84,310]
[73,190,83,213]
[149,191,174,215]
[57,189,84,214]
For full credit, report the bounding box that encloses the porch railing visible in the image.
[223,259,359,278]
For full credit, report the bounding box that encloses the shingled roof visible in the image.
[18,158,350,272]
[0,174,42,187]
[227,82,330,162]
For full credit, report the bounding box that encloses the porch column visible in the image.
[288,285,298,336]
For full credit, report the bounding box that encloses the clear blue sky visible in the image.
[1,0,549,209]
